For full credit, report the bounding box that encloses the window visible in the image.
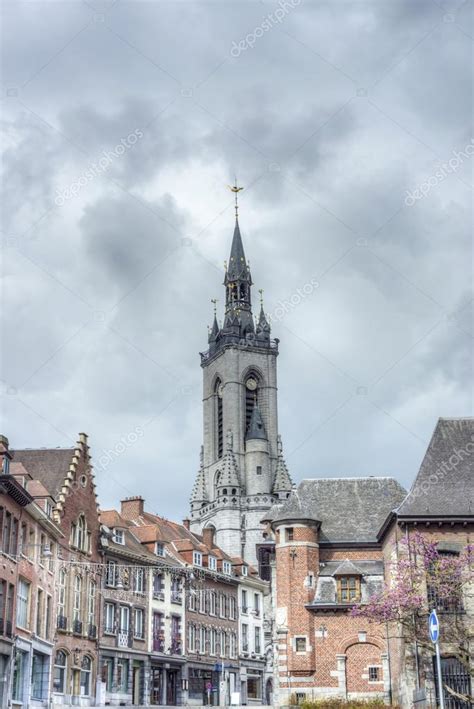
[242,623,248,652]
[199,626,207,654]
[113,529,124,545]
[229,596,237,620]
[247,677,262,701]
[31,652,48,700]
[219,593,227,618]
[193,551,202,567]
[12,650,27,701]
[45,595,52,640]
[134,568,145,594]
[254,593,260,615]
[256,466,262,475]
[39,534,46,567]
[36,588,43,636]
[153,572,164,599]
[20,523,27,555]
[2,511,12,555]
[153,612,164,652]
[188,624,196,652]
[88,581,96,629]
[209,591,217,616]
[73,575,82,622]
[106,560,117,587]
[208,555,217,571]
[104,603,115,633]
[119,606,130,633]
[427,551,463,612]
[241,589,248,613]
[102,658,113,692]
[245,375,259,433]
[53,650,67,693]
[210,628,217,655]
[255,627,261,654]
[230,632,237,659]
[57,569,67,626]
[215,379,223,459]
[295,636,307,652]
[80,656,92,696]
[286,527,294,541]
[241,565,248,576]
[134,608,144,639]
[220,630,226,657]
[171,615,181,654]
[16,579,30,628]
[222,561,231,575]
[117,658,129,692]
[368,666,381,682]
[155,542,165,556]
[48,542,55,571]
[337,576,361,603]
[188,590,197,611]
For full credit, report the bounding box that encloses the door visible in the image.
[132,664,141,705]
[150,667,163,705]
[434,656,473,709]
[166,670,177,705]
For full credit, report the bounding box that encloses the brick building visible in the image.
[379,417,474,709]
[266,477,407,705]
[11,434,102,707]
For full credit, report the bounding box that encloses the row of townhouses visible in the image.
[0,434,270,709]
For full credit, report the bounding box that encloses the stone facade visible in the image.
[190,217,292,565]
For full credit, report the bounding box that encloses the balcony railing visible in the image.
[88,624,97,639]
[72,619,83,636]
[57,615,68,631]
[171,592,182,604]
[153,636,165,652]
[153,591,165,601]
[117,631,131,648]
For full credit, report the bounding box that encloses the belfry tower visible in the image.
[190,191,292,564]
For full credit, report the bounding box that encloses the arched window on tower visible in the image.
[215,379,223,458]
[244,374,259,434]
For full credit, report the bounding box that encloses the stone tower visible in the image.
[189,211,292,564]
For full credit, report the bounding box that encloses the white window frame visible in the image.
[113,529,125,545]
[208,555,217,571]
[73,575,82,623]
[193,551,203,567]
[155,542,165,557]
[104,603,115,634]
[16,579,30,628]
[134,608,144,639]
[222,561,231,575]
[88,581,96,627]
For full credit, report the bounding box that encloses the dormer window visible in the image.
[193,551,203,567]
[241,565,248,577]
[155,543,165,557]
[337,576,361,603]
[208,556,217,571]
[222,561,231,575]
[113,529,125,545]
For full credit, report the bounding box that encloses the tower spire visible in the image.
[228,179,244,220]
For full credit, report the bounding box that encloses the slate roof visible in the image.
[396,417,474,518]
[11,448,74,500]
[273,477,407,543]
[333,559,365,576]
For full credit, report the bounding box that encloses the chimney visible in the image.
[182,518,190,530]
[0,435,11,475]
[202,526,215,548]
[121,496,145,521]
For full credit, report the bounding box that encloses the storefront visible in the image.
[240,663,264,705]
[100,652,147,706]
[0,639,13,709]
[149,659,184,705]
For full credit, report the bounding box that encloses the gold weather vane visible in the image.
[227,179,244,219]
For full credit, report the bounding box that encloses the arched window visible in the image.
[215,379,223,459]
[244,374,259,434]
[73,576,82,623]
[57,569,67,624]
[80,656,92,696]
[53,651,67,693]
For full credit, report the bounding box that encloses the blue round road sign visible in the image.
[429,609,439,643]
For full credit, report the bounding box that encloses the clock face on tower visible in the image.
[246,377,257,391]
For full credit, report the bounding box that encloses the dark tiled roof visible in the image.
[333,559,365,576]
[11,448,74,500]
[273,477,407,543]
[396,418,474,518]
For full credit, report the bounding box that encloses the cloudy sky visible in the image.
[1,0,472,520]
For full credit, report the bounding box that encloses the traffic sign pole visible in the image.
[429,609,444,709]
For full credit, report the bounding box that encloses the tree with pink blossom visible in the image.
[352,532,473,704]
